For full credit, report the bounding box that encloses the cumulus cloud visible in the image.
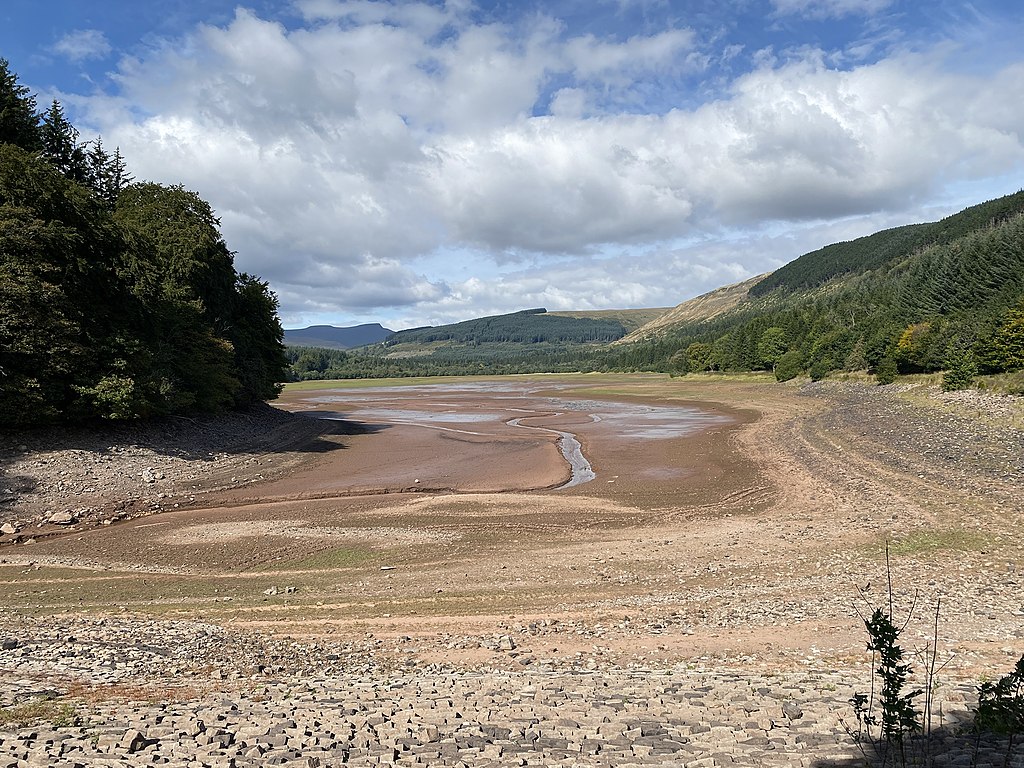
[69,3,1024,327]
[52,29,112,62]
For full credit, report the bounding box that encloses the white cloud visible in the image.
[69,4,1024,327]
[52,29,112,62]
[770,0,894,20]
[565,28,696,79]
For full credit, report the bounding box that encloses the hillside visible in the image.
[619,274,768,343]
[610,189,1024,383]
[750,191,1024,297]
[546,307,671,332]
[383,308,627,348]
[284,190,1024,384]
[284,323,393,350]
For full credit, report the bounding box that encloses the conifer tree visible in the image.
[39,100,89,182]
[0,58,40,151]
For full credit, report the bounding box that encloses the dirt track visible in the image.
[2,374,1023,766]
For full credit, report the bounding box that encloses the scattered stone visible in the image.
[782,701,803,720]
[47,511,76,526]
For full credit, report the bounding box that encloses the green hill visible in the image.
[384,308,628,347]
[750,191,1024,297]
[616,189,1024,384]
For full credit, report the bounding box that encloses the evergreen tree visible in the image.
[942,343,978,391]
[39,100,88,182]
[977,299,1024,373]
[875,356,899,385]
[0,58,40,151]
[86,138,133,207]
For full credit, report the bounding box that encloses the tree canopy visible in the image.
[1,59,287,426]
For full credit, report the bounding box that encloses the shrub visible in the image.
[975,653,1024,762]
[774,350,803,382]
[941,346,977,392]
[875,356,898,385]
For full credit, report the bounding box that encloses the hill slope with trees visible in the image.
[614,190,1024,387]
[0,59,288,426]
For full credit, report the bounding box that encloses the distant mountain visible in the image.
[384,308,627,347]
[284,323,394,350]
[284,189,1024,384]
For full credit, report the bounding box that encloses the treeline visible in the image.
[286,342,606,380]
[385,309,626,346]
[1,59,288,426]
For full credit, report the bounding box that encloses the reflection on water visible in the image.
[349,408,503,423]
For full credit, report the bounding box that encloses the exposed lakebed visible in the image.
[291,379,730,492]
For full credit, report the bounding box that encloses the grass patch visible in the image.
[0,698,80,728]
[884,529,991,557]
[977,371,1024,396]
[268,545,378,571]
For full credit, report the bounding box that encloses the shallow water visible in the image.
[298,380,726,491]
[507,416,596,488]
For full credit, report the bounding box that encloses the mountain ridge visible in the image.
[284,323,394,350]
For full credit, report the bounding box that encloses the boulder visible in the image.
[48,511,76,525]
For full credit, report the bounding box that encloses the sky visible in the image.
[3,1,1024,331]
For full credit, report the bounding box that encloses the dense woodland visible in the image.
[618,192,1024,386]
[386,309,627,346]
[0,59,288,426]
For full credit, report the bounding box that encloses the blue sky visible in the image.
[3,1,1024,329]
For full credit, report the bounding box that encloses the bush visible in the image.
[808,357,832,381]
[941,346,977,391]
[774,350,804,382]
[975,654,1024,738]
[875,356,899,385]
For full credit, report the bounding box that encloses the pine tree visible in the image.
[39,100,89,182]
[84,137,133,207]
[0,58,41,151]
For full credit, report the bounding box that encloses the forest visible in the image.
[0,59,288,426]
[385,309,627,346]
[620,191,1024,387]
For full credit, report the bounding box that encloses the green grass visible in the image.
[266,545,378,571]
[884,529,992,557]
[0,699,80,728]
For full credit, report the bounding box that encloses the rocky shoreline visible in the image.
[3,613,1021,768]
[0,404,334,544]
